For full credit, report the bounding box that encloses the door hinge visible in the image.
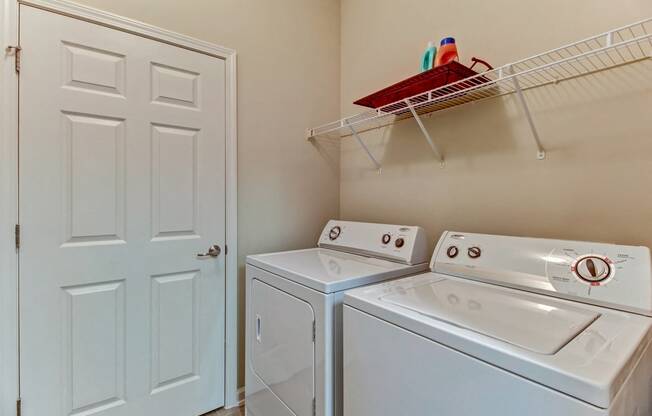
[5,46,21,73]
[312,321,316,342]
[14,224,20,250]
[225,244,228,255]
[16,399,21,416]
[312,398,316,416]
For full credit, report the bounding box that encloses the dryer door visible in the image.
[251,279,315,416]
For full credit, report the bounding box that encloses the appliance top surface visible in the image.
[247,248,428,293]
[344,272,652,409]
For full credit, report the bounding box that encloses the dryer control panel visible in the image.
[318,220,429,265]
[432,231,652,316]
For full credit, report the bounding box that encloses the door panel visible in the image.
[63,281,126,415]
[19,5,226,416]
[151,123,199,239]
[62,41,126,96]
[62,112,126,245]
[150,62,200,108]
[150,271,200,394]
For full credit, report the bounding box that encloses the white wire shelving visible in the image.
[306,18,652,168]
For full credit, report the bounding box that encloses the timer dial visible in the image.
[382,234,391,244]
[446,246,459,258]
[395,238,405,248]
[574,255,611,283]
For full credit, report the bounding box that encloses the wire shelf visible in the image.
[307,18,652,143]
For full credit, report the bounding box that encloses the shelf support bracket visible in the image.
[510,65,546,160]
[344,121,382,171]
[405,100,444,164]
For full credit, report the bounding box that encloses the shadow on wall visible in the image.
[523,59,652,152]
[344,57,651,172]
[340,58,652,248]
[339,88,523,181]
[309,136,341,177]
[383,96,516,166]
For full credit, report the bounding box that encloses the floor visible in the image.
[203,405,244,416]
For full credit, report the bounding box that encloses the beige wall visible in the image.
[70,0,341,385]
[340,1,652,251]
[28,0,652,392]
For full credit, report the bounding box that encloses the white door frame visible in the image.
[0,1,240,413]
[0,1,19,416]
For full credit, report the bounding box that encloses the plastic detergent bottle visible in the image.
[435,37,458,66]
[420,41,437,72]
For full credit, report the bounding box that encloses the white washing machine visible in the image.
[344,231,652,416]
[245,220,429,416]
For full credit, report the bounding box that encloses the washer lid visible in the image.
[247,248,428,293]
[381,278,600,354]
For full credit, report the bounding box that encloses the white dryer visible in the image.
[245,220,429,416]
[344,231,652,416]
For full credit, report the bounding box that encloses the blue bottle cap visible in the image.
[440,37,455,45]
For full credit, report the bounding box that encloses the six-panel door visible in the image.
[19,5,226,416]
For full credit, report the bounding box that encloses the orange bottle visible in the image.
[435,37,458,66]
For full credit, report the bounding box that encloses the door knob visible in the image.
[197,245,221,258]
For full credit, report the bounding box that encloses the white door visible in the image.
[19,5,226,416]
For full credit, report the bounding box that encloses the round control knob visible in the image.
[468,246,481,259]
[575,256,611,283]
[328,226,341,241]
[382,233,391,245]
[395,238,405,248]
[446,246,459,258]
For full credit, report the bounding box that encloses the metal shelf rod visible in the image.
[406,100,444,163]
[345,121,382,171]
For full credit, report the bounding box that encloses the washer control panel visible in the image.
[432,231,652,316]
[318,220,429,265]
